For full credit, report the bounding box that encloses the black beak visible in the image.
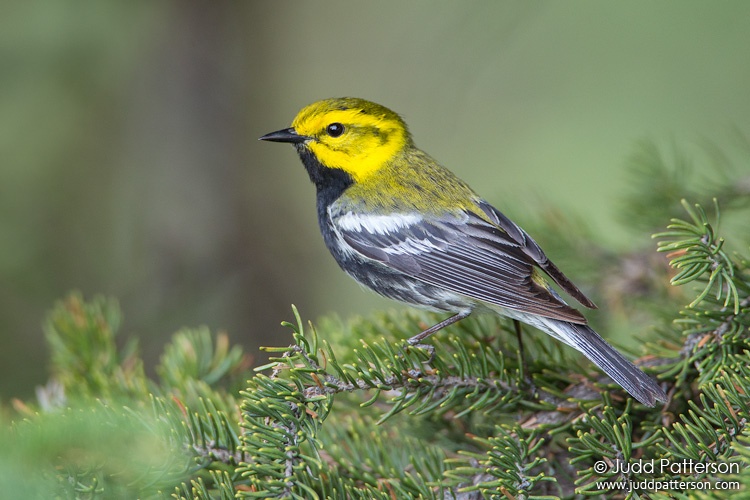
[259,127,309,144]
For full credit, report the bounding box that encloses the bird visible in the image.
[259,97,666,406]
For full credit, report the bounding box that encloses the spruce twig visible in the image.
[3,140,750,498]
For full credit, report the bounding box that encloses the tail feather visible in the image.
[541,318,667,406]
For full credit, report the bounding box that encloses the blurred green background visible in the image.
[2,1,750,399]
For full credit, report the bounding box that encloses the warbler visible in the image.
[260,97,666,406]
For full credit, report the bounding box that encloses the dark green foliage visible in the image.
[445,424,554,497]
[44,293,147,399]
[2,293,249,497]
[2,139,750,498]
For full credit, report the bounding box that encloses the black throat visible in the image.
[296,146,354,218]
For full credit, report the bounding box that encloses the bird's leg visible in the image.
[513,319,532,388]
[407,310,471,361]
[408,310,471,345]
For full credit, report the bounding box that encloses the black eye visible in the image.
[326,123,345,137]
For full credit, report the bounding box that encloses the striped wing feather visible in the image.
[336,204,592,324]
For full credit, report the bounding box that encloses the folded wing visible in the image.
[332,204,592,324]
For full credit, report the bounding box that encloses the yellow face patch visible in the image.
[290,99,411,181]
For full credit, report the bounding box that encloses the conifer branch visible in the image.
[4,140,750,498]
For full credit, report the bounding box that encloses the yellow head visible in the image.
[260,98,412,182]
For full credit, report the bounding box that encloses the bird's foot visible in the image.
[405,340,436,364]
